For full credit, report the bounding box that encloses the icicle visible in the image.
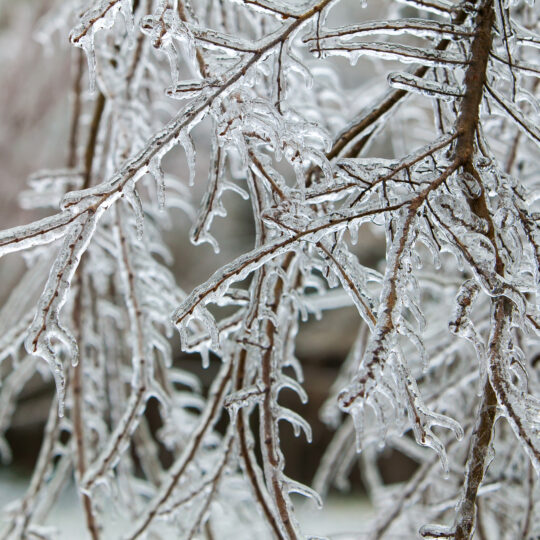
[120,0,135,47]
[276,375,308,404]
[70,0,133,91]
[193,307,220,352]
[397,362,463,475]
[200,344,210,369]
[277,407,312,442]
[77,32,97,93]
[123,183,145,239]
[398,318,427,370]
[349,404,366,452]
[180,131,197,187]
[148,159,166,210]
[164,44,180,84]
[449,279,485,369]
[286,479,323,509]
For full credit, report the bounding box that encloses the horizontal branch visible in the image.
[304,18,473,41]
[309,41,469,66]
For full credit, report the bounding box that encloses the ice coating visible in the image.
[0,0,539,538]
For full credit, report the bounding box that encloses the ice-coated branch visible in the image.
[324,7,470,161]
[338,0,501,475]
[304,18,474,42]
[172,200,404,331]
[0,0,539,537]
[488,299,540,471]
[1,399,65,538]
[126,359,233,539]
[71,272,101,540]
[81,207,151,493]
[309,41,469,67]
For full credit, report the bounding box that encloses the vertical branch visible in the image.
[81,206,149,493]
[521,461,535,539]
[1,399,63,538]
[177,0,209,79]
[72,268,101,540]
[275,42,284,113]
[452,378,497,539]
[83,91,106,189]
[235,347,285,539]
[257,254,300,540]
[448,3,519,538]
[126,360,234,539]
[186,432,235,539]
[247,167,300,538]
[67,50,85,169]
[70,85,109,540]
